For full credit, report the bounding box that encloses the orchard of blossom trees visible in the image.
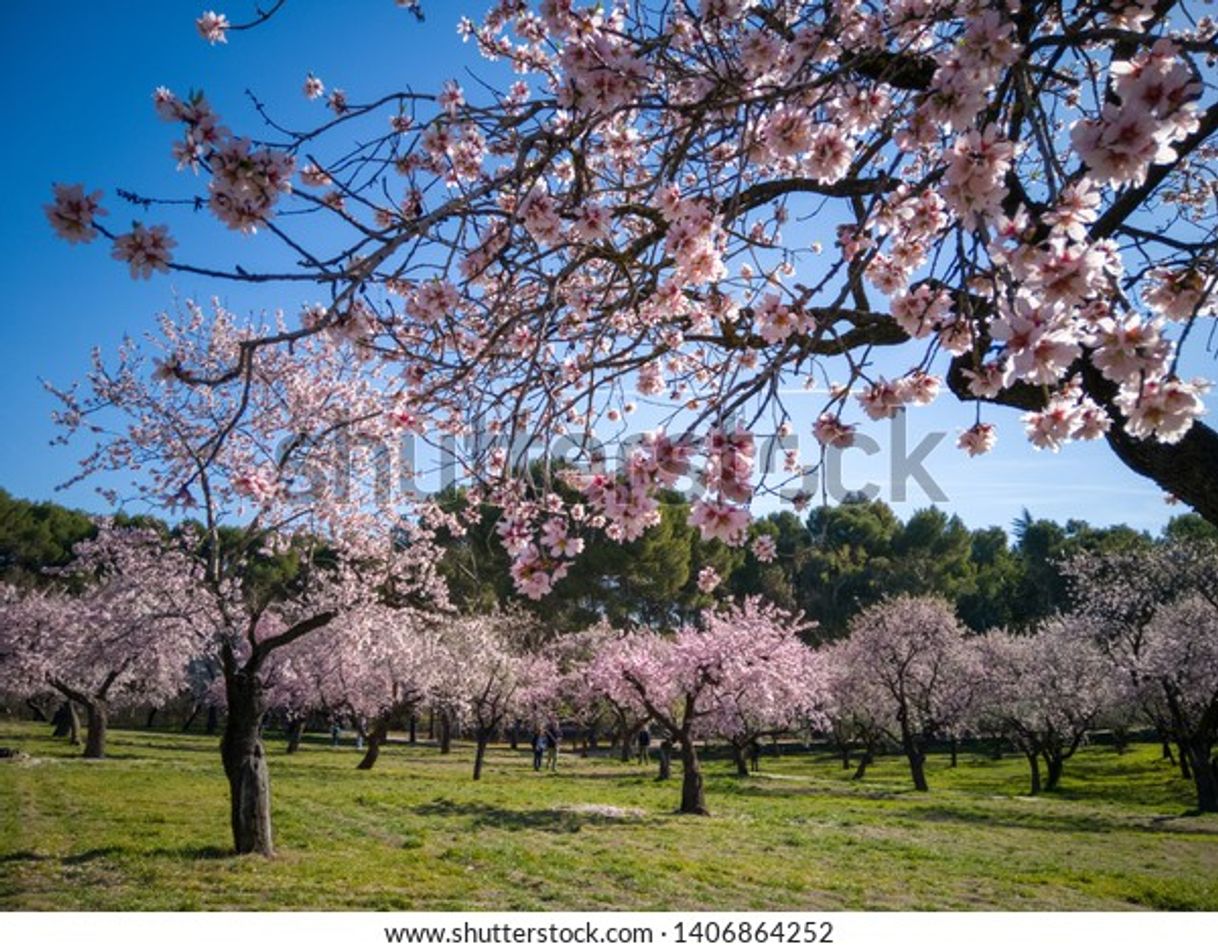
[4,522,1216,855]
[12,0,1218,855]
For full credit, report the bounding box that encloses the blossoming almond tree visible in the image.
[265,603,445,769]
[1141,595,1218,813]
[702,600,829,776]
[48,304,449,855]
[976,621,1116,794]
[590,597,826,814]
[837,595,978,791]
[44,1,1218,602]
[0,525,204,759]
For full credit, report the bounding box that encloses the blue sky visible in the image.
[0,1,1202,535]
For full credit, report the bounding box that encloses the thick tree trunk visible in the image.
[1044,753,1064,791]
[438,711,453,754]
[67,703,81,746]
[678,739,708,815]
[731,744,750,778]
[205,704,219,735]
[619,726,633,763]
[220,670,274,857]
[1178,744,1193,780]
[852,749,873,781]
[949,736,958,768]
[285,718,305,755]
[82,702,108,759]
[1162,737,1175,762]
[839,745,851,770]
[357,720,388,770]
[900,720,929,792]
[408,714,417,745]
[1185,741,1217,813]
[145,707,157,730]
[473,729,491,781]
[1025,750,1042,796]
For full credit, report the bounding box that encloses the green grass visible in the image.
[1,719,1215,910]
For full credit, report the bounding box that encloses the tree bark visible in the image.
[1185,741,1217,813]
[205,704,219,735]
[473,728,491,781]
[852,749,873,781]
[949,736,958,768]
[285,718,305,754]
[1178,744,1193,780]
[82,702,108,759]
[1025,749,1042,796]
[899,717,929,792]
[182,703,202,733]
[145,707,157,730]
[357,719,388,770]
[26,698,50,722]
[678,739,708,815]
[438,711,452,754]
[220,669,274,856]
[839,744,851,770]
[731,744,750,778]
[1043,752,1064,791]
[408,713,417,745]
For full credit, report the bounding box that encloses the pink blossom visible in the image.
[751,535,777,563]
[111,223,175,279]
[45,184,106,244]
[303,74,324,100]
[196,11,230,45]
[957,423,997,457]
[689,499,749,545]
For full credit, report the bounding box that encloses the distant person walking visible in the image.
[544,722,560,773]
[531,730,544,771]
[637,726,652,765]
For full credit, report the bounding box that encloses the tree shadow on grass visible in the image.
[892,804,1169,835]
[0,850,46,863]
[415,797,650,833]
[143,844,231,861]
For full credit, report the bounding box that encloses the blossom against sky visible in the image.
[0,1,1205,533]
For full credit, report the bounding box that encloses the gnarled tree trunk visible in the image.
[82,702,108,759]
[1025,749,1042,795]
[1043,751,1065,791]
[899,714,929,792]
[473,727,492,780]
[438,710,452,754]
[1185,741,1217,813]
[678,738,708,815]
[285,717,305,754]
[731,743,749,778]
[220,669,273,856]
[357,719,388,770]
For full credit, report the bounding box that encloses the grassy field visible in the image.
[1,718,1216,911]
